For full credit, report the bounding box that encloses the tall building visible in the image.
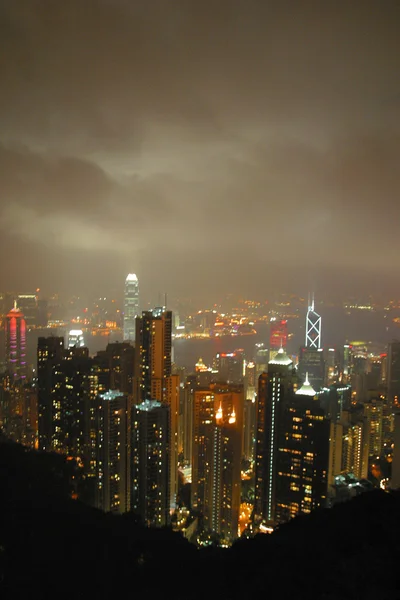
[388,341,400,411]
[325,348,340,385]
[342,343,352,382]
[5,302,27,384]
[37,337,65,452]
[254,348,330,528]
[17,293,37,327]
[243,360,257,461]
[269,319,288,360]
[340,408,370,480]
[191,383,243,543]
[213,351,244,384]
[255,343,269,378]
[96,390,130,513]
[123,273,139,342]
[391,412,400,489]
[254,348,295,525]
[363,398,384,458]
[318,383,351,422]
[134,309,172,404]
[131,400,170,527]
[37,299,48,327]
[94,341,135,395]
[305,296,322,349]
[298,347,325,392]
[134,308,178,507]
[37,339,92,464]
[211,404,242,544]
[181,375,197,465]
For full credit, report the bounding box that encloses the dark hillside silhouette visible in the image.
[0,437,399,599]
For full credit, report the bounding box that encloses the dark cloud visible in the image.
[0,0,399,302]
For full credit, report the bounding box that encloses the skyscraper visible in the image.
[37,339,92,462]
[123,273,139,342]
[254,348,330,529]
[254,348,295,525]
[305,296,322,349]
[17,293,38,326]
[211,405,242,544]
[134,308,179,508]
[5,301,27,383]
[131,399,170,527]
[37,336,65,452]
[191,382,243,541]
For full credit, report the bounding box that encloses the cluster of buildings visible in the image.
[1,280,400,546]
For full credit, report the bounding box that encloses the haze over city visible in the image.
[1,0,400,303]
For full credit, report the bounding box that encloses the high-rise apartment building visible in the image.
[134,308,178,507]
[5,302,27,384]
[123,273,139,342]
[94,341,135,395]
[211,405,242,544]
[363,398,384,458]
[131,400,170,527]
[191,382,243,541]
[37,339,92,463]
[37,337,65,452]
[340,408,369,480]
[96,390,130,513]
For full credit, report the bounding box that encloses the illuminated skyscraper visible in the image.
[214,351,244,384]
[5,301,27,383]
[305,296,322,349]
[211,405,242,544]
[37,339,92,462]
[190,383,243,543]
[191,382,243,539]
[37,336,65,452]
[134,308,179,508]
[131,400,170,527]
[254,348,295,526]
[254,349,329,529]
[17,293,37,326]
[123,273,139,342]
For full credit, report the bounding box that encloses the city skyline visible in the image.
[0,1,399,303]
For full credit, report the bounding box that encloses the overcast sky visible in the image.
[1,0,399,304]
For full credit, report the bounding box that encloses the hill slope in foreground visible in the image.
[0,439,399,600]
